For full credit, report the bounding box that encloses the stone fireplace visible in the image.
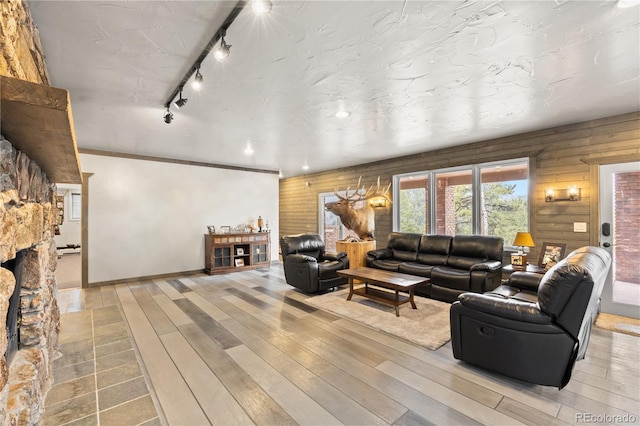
[2,250,26,367]
[1,1,79,423]
[0,137,61,425]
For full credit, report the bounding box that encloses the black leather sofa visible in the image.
[280,234,350,293]
[366,232,503,302]
[450,246,611,388]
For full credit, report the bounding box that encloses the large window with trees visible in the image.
[394,159,529,246]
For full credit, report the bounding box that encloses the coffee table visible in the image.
[338,267,429,317]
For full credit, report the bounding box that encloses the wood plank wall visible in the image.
[279,112,640,261]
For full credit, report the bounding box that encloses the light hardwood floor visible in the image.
[54,266,640,425]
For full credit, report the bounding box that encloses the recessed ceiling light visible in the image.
[617,0,640,7]
[335,110,351,118]
[302,162,309,171]
[244,141,254,155]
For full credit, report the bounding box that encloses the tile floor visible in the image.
[43,302,161,425]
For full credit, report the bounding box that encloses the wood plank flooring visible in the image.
[51,266,640,425]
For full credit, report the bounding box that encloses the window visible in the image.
[318,192,359,252]
[394,159,529,246]
[434,169,473,235]
[479,163,529,245]
[70,193,81,221]
[398,174,428,234]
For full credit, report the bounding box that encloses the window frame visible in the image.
[70,192,82,221]
[393,158,530,250]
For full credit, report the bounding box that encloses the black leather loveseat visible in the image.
[450,246,611,388]
[366,232,503,303]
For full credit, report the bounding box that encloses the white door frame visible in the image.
[599,161,640,319]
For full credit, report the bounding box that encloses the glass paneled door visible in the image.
[599,162,640,319]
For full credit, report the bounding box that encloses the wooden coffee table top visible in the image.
[338,267,429,289]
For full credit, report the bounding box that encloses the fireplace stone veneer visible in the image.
[1,135,60,425]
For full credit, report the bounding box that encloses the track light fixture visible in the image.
[252,0,272,15]
[192,66,204,90]
[214,30,231,62]
[174,88,188,108]
[163,107,173,124]
[163,1,268,122]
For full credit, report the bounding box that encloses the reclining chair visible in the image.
[280,234,350,293]
[450,246,611,388]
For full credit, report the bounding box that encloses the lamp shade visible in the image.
[513,232,535,247]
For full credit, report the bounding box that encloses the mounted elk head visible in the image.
[325,177,392,241]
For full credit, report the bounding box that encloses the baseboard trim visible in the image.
[85,269,204,288]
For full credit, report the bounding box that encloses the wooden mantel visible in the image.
[1,75,82,184]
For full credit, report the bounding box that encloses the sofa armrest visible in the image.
[470,260,502,272]
[323,251,347,262]
[367,248,393,260]
[457,292,552,324]
[286,254,318,263]
[508,271,543,292]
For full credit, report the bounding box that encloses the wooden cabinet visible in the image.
[204,232,270,275]
[336,240,376,269]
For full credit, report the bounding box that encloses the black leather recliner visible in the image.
[280,234,350,293]
[450,246,612,388]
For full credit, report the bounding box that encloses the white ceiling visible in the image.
[29,1,640,178]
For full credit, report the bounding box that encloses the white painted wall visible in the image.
[80,154,279,284]
[54,184,82,251]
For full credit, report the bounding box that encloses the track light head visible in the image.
[192,67,204,90]
[214,34,231,61]
[252,0,272,15]
[164,107,174,124]
[174,89,188,108]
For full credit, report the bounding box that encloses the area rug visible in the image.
[305,288,451,350]
[595,313,640,337]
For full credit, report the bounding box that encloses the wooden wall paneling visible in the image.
[279,112,639,258]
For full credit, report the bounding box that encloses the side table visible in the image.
[502,263,545,280]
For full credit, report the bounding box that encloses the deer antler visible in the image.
[334,176,364,202]
[334,176,392,204]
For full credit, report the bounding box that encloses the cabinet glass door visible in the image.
[253,243,268,263]
[214,246,231,267]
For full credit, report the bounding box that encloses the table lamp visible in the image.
[511,232,535,270]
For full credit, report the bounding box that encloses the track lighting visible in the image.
[192,67,204,90]
[252,0,272,15]
[214,30,231,62]
[174,89,188,109]
[163,1,268,123]
[163,107,173,124]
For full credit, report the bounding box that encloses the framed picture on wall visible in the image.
[538,242,567,268]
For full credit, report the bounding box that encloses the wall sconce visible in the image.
[369,196,387,208]
[545,186,581,202]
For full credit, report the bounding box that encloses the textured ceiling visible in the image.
[29,1,640,178]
